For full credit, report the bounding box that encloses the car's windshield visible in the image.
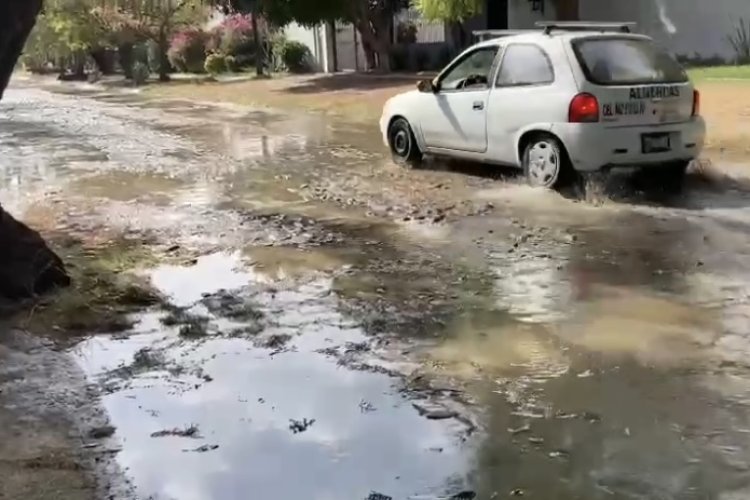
[572,37,688,85]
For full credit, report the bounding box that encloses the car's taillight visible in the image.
[692,89,700,116]
[569,93,599,123]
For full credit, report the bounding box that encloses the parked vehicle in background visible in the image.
[379,22,706,190]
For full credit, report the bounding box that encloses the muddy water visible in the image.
[4,80,750,498]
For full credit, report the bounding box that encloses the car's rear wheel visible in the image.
[388,117,422,168]
[655,160,690,193]
[522,134,573,190]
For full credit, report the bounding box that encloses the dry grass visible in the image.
[144,73,418,123]
[5,236,165,338]
[146,73,750,161]
[695,80,750,157]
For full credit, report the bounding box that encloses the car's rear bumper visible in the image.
[551,117,706,172]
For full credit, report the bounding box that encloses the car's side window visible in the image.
[495,44,554,87]
[439,47,500,92]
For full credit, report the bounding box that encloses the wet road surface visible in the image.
[3,78,750,499]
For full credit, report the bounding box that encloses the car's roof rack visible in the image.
[535,21,637,35]
[472,29,537,41]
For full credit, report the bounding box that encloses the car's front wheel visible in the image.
[388,117,422,168]
[522,134,574,190]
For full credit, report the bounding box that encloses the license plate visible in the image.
[642,133,671,153]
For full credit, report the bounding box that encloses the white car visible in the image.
[379,22,706,190]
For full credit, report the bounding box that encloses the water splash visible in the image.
[654,0,677,34]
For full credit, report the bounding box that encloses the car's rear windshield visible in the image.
[571,37,688,85]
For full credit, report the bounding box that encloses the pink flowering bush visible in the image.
[208,14,266,68]
[168,28,210,73]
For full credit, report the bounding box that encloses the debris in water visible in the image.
[508,424,531,435]
[151,424,201,438]
[510,489,525,496]
[255,333,292,351]
[549,449,571,460]
[412,402,458,420]
[88,425,116,439]
[576,369,593,378]
[366,493,393,500]
[450,492,477,499]
[178,317,211,338]
[289,418,316,434]
[359,399,376,413]
[184,444,219,453]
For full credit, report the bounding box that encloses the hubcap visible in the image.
[526,141,560,187]
[392,128,410,156]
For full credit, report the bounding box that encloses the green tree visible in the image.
[94,0,210,81]
[218,0,407,71]
[415,0,482,22]
[23,0,110,76]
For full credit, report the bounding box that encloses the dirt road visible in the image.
[3,79,750,500]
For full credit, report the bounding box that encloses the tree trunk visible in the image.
[362,39,377,71]
[553,0,580,21]
[354,17,393,72]
[119,43,135,79]
[373,35,391,72]
[251,3,263,76]
[0,0,42,100]
[72,51,86,79]
[158,28,171,82]
[90,48,115,75]
[0,0,71,299]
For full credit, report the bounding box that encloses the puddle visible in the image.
[242,246,354,282]
[6,81,750,499]
[69,171,188,204]
[73,253,476,500]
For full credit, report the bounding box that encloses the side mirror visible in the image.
[417,79,437,93]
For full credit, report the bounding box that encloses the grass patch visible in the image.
[11,236,164,337]
[142,75,409,123]
[689,65,750,81]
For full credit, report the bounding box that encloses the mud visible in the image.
[3,77,750,499]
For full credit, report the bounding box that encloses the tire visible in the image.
[388,117,422,168]
[522,134,574,190]
[656,160,690,193]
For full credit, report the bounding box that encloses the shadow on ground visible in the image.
[283,72,427,94]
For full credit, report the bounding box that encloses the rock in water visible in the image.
[0,206,70,299]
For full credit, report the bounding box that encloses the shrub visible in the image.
[216,14,255,55]
[278,40,313,73]
[168,28,209,73]
[132,61,149,86]
[397,21,418,44]
[204,53,227,75]
[225,55,238,72]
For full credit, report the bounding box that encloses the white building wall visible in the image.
[283,22,335,72]
[503,0,749,62]
[334,23,367,71]
[578,0,748,62]
[507,0,556,28]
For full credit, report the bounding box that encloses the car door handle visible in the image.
[472,101,484,110]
